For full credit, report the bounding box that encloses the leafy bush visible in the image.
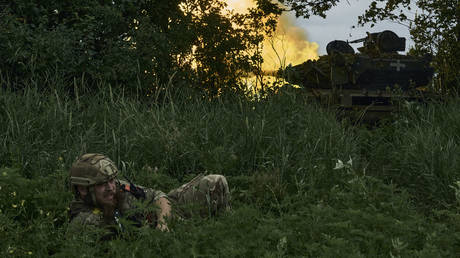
[0,0,278,95]
[360,100,460,209]
[0,167,70,256]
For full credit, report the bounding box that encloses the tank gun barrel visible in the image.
[348,37,366,44]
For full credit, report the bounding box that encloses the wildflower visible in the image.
[12,204,17,208]
[346,156,353,167]
[334,159,344,170]
[21,200,25,206]
[46,212,50,216]
[334,157,353,170]
[27,251,33,255]
[12,191,16,197]
[450,181,460,202]
[58,156,63,161]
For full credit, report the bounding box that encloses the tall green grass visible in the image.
[1,79,459,257]
[359,99,460,208]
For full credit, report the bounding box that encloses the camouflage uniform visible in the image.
[68,154,230,231]
[69,179,168,228]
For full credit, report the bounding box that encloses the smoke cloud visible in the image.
[226,0,319,71]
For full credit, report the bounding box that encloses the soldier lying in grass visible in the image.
[68,153,230,234]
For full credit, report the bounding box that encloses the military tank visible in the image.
[282,30,434,122]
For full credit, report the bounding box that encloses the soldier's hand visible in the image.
[156,221,169,232]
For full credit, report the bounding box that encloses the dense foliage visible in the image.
[0,0,278,95]
[0,80,459,256]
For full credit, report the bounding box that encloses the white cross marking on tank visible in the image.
[390,60,406,71]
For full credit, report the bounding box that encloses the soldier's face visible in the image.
[94,179,116,207]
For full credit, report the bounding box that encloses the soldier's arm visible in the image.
[70,211,103,226]
[68,210,124,241]
[155,197,171,231]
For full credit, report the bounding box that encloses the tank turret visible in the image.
[350,30,406,54]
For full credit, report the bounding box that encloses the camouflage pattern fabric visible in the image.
[68,174,230,230]
[167,174,231,218]
[69,179,166,228]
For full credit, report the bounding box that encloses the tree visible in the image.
[178,0,279,95]
[278,0,340,18]
[0,0,143,91]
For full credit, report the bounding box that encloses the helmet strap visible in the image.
[89,186,98,207]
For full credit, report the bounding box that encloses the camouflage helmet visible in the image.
[69,153,118,187]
